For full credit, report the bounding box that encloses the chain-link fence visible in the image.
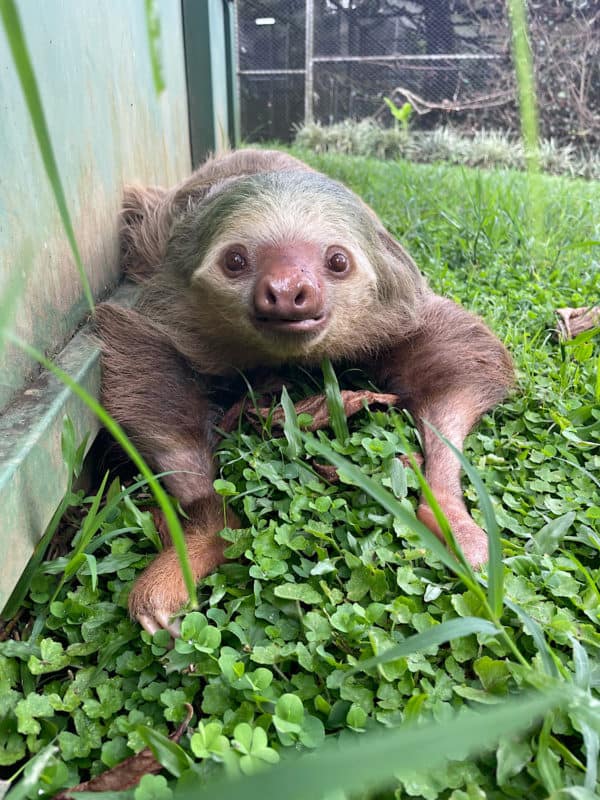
[236,0,600,151]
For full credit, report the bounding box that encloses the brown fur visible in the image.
[97,149,514,631]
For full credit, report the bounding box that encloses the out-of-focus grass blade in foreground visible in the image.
[190,692,563,800]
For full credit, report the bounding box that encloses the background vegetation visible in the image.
[294,121,600,180]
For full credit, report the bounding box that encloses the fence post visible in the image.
[304,0,314,124]
[183,0,237,166]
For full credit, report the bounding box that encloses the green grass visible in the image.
[1,155,599,799]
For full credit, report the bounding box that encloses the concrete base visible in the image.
[0,283,137,610]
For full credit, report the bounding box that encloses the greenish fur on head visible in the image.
[167,171,377,274]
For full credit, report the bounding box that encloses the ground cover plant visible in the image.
[1,153,599,799]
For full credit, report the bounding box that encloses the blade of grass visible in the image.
[137,726,192,778]
[0,0,94,312]
[187,692,564,800]
[581,722,599,792]
[4,745,59,800]
[83,553,98,592]
[144,0,165,94]
[398,437,474,578]
[349,616,499,675]
[49,470,110,603]
[507,0,539,171]
[504,597,560,677]
[423,421,504,618]
[507,0,545,257]
[4,331,197,609]
[280,386,301,459]
[321,358,349,443]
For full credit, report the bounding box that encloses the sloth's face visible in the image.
[220,240,354,337]
[168,171,421,366]
[191,233,379,364]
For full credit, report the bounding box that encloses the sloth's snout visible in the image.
[252,244,326,335]
[254,271,323,321]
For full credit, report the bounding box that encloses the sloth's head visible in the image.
[164,171,424,364]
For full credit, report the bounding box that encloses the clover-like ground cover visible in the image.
[1,153,599,799]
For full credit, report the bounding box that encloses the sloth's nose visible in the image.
[254,270,324,320]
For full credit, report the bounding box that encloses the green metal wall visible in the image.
[183,0,240,166]
[0,0,191,413]
[0,0,192,608]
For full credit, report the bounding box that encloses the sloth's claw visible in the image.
[137,610,181,642]
[155,610,182,639]
[138,614,161,636]
[128,567,188,639]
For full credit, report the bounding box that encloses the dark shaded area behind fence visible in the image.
[237,0,600,153]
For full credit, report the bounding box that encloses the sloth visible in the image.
[96,149,513,636]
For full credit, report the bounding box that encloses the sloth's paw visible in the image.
[417,498,489,569]
[128,558,187,638]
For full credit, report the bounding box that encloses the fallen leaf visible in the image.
[52,705,193,798]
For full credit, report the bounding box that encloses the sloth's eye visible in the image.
[224,249,248,274]
[327,251,349,273]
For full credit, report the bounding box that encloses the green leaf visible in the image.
[504,599,559,677]
[179,611,221,652]
[233,724,280,775]
[274,694,305,734]
[281,386,302,459]
[190,722,230,760]
[387,457,407,499]
[473,656,510,694]
[136,726,192,778]
[214,479,238,497]
[15,693,55,735]
[496,735,532,784]
[274,583,323,604]
[135,774,173,800]
[298,715,325,749]
[532,511,576,555]
[346,705,367,730]
[28,638,69,675]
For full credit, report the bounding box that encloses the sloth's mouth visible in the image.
[253,313,328,335]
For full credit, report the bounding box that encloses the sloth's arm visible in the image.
[95,304,234,635]
[375,295,514,567]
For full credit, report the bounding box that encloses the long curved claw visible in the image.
[136,609,182,640]
[155,610,182,639]
[138,614,161,636]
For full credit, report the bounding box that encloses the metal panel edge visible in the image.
[0,283,138,610]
